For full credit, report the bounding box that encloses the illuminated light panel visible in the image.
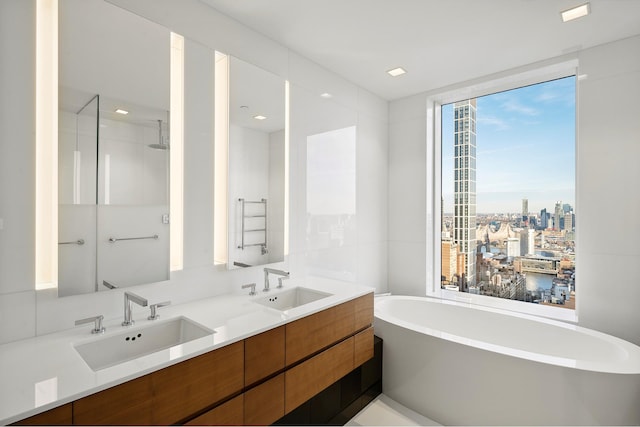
[387,67,407,77]
[320,92,332,99]
[36,0,58,290]
[214,52,229,266]
[561,3,590,22]
[284,81,290,256]
[253,115,267,120]
[114,108,129,115]
[170,32,184,271]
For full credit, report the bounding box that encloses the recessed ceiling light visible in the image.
[253,115,267,120]
[387,67,407,77]
[561,3,590,22]
[320,92,333,99]
[115,108,129,115]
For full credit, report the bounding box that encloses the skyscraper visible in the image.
[554,201,563,231]
[540,208,548,229]
[453,99,477,286]
[564,212,573,231]
[522,198,528,223]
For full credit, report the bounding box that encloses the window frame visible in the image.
[425,59,579,323]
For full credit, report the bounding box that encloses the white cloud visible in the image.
[501,100,539,116]
[477,116,509,131]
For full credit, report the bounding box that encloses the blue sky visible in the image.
[442,76,576,215]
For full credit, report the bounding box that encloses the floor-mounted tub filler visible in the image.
[374,295,640,426]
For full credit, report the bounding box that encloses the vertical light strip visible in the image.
[73,150,81,204]
[170,32,184,271]
[103,154,110,205]
[35,0,58,290]
[213,52,229,265]
[284,81,290,256]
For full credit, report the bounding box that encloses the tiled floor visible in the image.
[346,394,441,426]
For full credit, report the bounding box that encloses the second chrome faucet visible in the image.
[122,291,148,326]
[263,268,289,292]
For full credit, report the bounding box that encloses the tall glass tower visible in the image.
[453,99,477,287]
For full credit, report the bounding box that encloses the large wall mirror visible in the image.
[57,0,170,296]
[227,56,286,269]
[54,0,289,297]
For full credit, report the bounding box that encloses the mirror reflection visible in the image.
[227,56,286,268]
[57,0,170,296]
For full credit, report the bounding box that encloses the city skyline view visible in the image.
[442,76,576,214]
[441,76,576,308]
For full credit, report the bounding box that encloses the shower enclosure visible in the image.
[58,90,170,297]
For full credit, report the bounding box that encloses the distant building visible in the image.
[528,228,535,255]
[563,213,573,231]
[453,99,477,286]
[441,236,458,282]
[522,198,528,224]
[554,201,563,231]
[540,208,548,229]
[507,237,520,258]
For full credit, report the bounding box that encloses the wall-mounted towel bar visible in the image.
[238,198,267,255]
[59,239,85,245]
[109,234,159,243]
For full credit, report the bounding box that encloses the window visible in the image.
[439,76,576,313]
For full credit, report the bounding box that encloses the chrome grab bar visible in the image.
[109,234,158,243]
[59,239,85,245]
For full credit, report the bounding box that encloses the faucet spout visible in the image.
[122,291,148,326]
[263,268,290,292]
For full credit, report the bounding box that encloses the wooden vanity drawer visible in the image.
[245,326,284,387]
[285,293,373,366]
[284,336,355,414]
[74,375,153,425]
[354,326,374,367]
[73,341,244,425]
[12,403,72,426]
[285,299,355,366]
[185,394,244,426]
[244,373,285,425]
[151,340,244,424]
[355,293,374,331]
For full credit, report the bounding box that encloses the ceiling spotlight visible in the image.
[253,115,267,120]
[387,67,407,77]
[115,108,129,115]
[561,3,590,22]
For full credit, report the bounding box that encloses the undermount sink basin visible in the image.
[74,316,214,371]
[253,287,332,311]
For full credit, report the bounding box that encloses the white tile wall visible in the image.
[2,0,387,343]
[0,292,36,344]
[0,0,35,299]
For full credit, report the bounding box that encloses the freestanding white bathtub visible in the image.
[374,295,640,426]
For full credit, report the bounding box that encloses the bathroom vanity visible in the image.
[1,279,374,425]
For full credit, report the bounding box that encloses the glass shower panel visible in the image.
[58,93,98,296]
[96,101,170,288]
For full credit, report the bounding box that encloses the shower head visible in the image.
[148,119,169,150]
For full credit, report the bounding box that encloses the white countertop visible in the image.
[0,277,372,425]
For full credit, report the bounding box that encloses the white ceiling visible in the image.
[200,0,640,100]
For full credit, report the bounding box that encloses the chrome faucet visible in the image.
[122,291,148,326]
[102,280,118,290]
[263,268,289,292]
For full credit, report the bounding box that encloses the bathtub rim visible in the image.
[374,295,640,375]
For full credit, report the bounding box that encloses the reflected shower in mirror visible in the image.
[56,0,171,296]
[227,56,286,269]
